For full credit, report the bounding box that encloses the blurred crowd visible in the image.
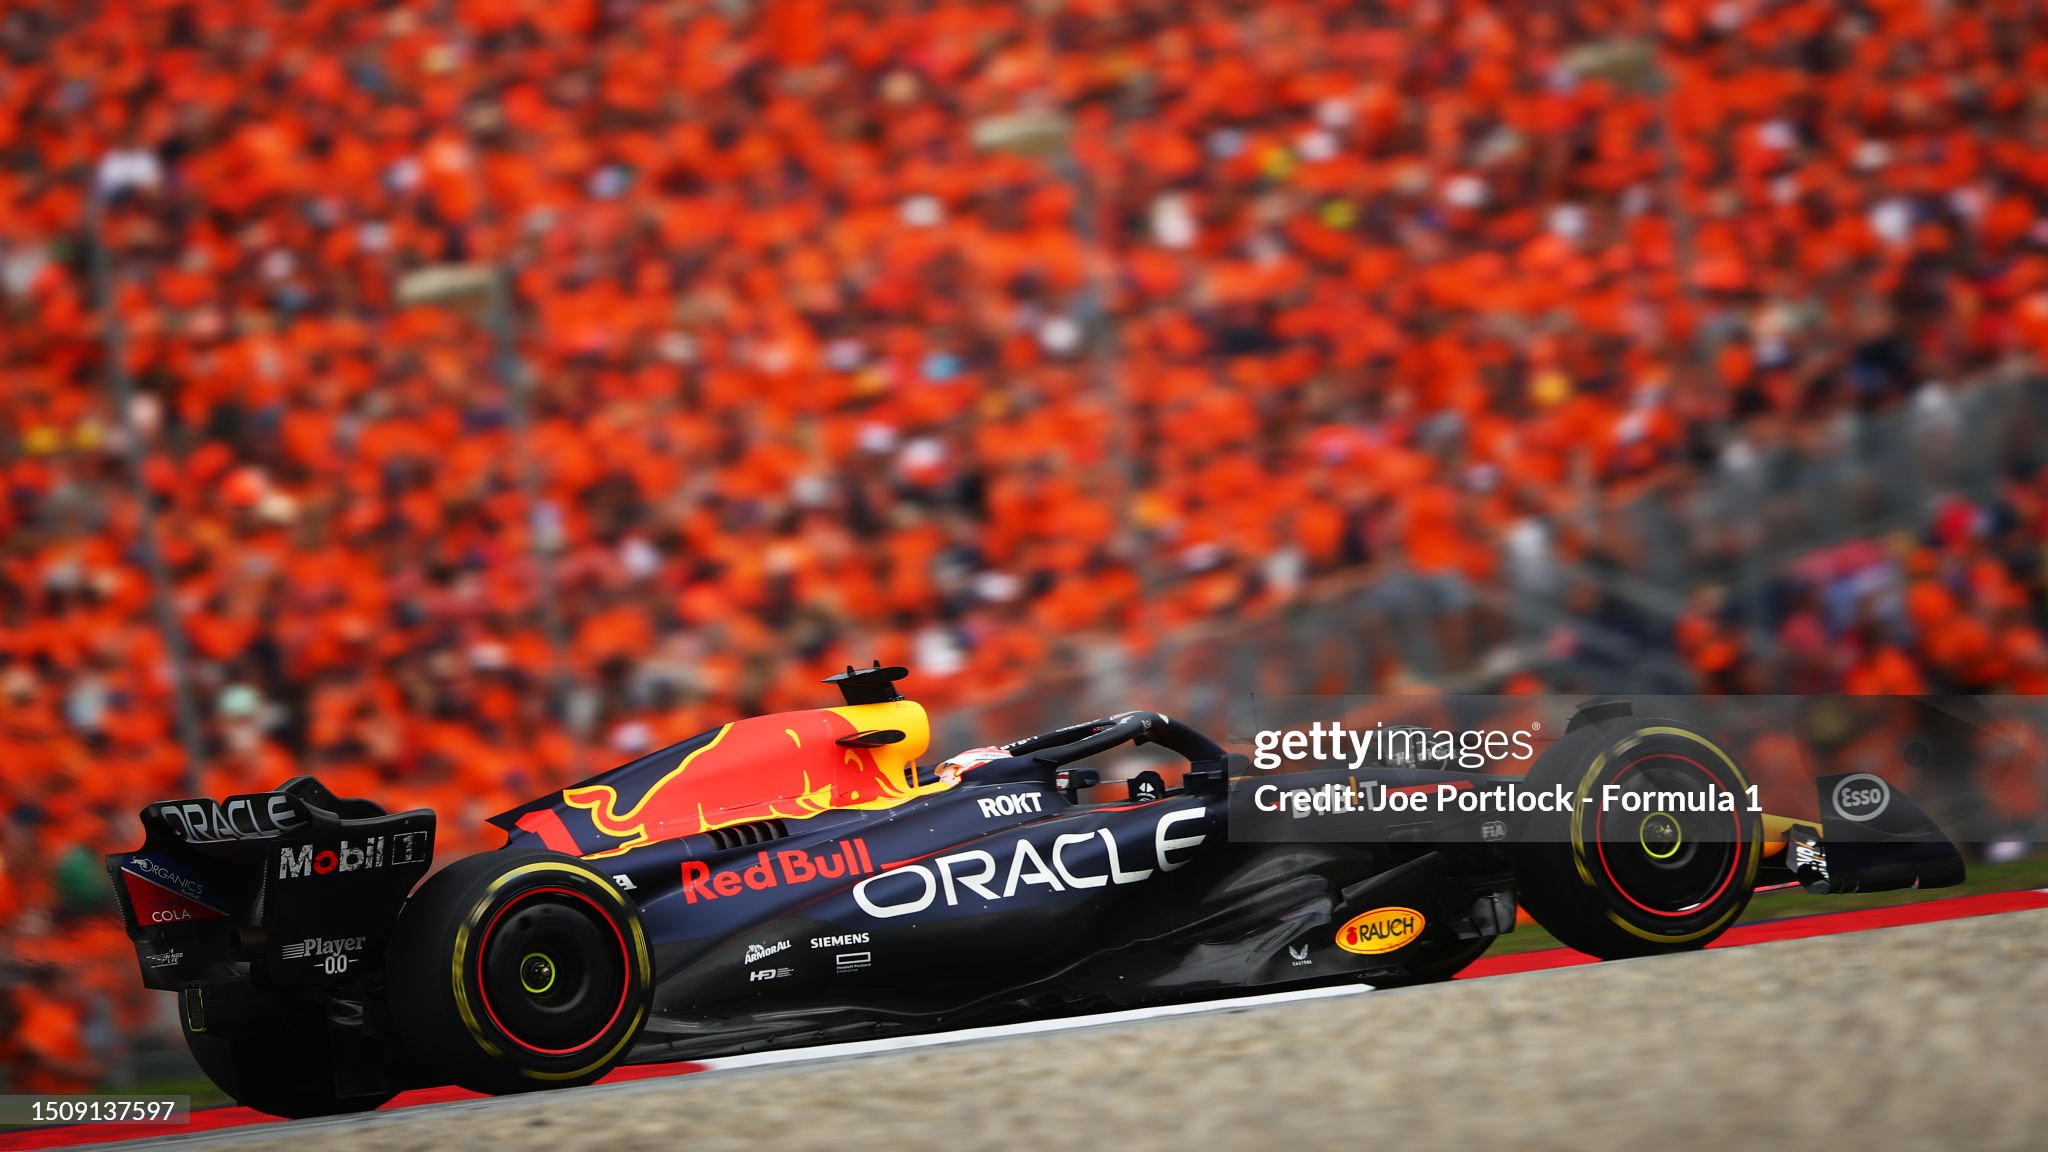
[8,0,2048,1089]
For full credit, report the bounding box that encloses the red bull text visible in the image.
[680,840,876,903]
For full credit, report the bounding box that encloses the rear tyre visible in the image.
[184,1012,393,1118]
[385,850,652,1095]
[1510,715,1761,960]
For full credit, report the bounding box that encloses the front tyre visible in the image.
[1510,714,1761,960]
[385,850,652,1095]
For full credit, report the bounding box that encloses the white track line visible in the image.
[687,982,1379,1073]
[61,985,1383,1152]
[686,889,2048,1074]
[80,893,2048,1149]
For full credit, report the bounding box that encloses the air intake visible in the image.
[704,819,790,852]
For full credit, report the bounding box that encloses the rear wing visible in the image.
[105,776,435,997]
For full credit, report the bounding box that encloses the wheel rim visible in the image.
[476,887,630,1056]
[1593,754,1742,919]
[520,952,557,995]
[1638,812,1683,861]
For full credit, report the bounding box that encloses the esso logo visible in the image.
[1831,773,1891,822]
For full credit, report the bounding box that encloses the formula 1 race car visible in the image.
[107,668,1967,1117]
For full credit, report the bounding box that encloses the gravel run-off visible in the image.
[148,908,2048,1152]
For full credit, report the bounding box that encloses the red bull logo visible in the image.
[680,841,876,903]
[558,702,936,858]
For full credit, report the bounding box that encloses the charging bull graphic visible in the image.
[509,701,939,859]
